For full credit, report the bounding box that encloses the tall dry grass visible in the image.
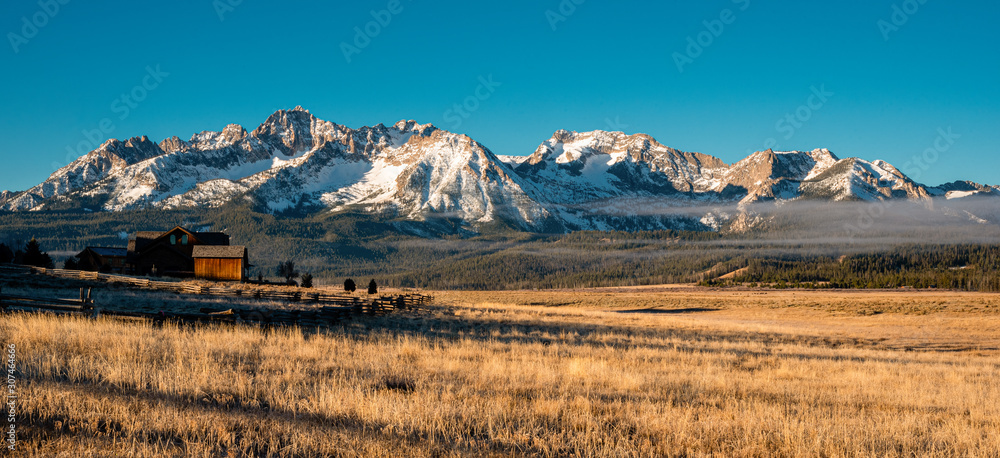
[2,291,999,457]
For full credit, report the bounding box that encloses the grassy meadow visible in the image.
[2,287,999,456]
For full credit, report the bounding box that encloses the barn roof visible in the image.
[81,247,127,257]
[192,245,247,259]
[194,232,230,245]
[131,228,229,249]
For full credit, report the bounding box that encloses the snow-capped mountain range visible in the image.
[1,107,996,232]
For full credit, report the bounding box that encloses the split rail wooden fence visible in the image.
[0,265,433,327]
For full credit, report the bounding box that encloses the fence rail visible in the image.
[2,265,431,308]
[0,286,95,313]
[1,287,433,327]
[0,265,434,327]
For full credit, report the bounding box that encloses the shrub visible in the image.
[63,257,79,270]
[276,261,299,283]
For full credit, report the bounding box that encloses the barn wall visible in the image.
[138,247,194,276]
[194,258,243,281]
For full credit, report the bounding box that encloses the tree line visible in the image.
[0,239,54,268]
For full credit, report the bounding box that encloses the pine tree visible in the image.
[22,238,53,268]
[0,243,12,264]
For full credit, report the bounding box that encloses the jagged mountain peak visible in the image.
[251,108,323,156]
[528,129,709,168]
[158,136,188,153]
[929,180,1000,200]
[797,156,930,202]
[97,135,165,166]
[392,119,438,135]
[188,124,250,150]
[3,108,989,234]
[808,147,838,161]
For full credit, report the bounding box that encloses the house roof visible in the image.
[194,232,230,245]
[81,247,128,257]
[130,227,229,251]
[192,245,247,259]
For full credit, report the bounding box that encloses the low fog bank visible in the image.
[599,197,1000,244]
[740,198,1000,243]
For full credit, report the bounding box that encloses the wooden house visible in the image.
[76,247,128,273]
[192,245,249,281]
[125,226,232,277]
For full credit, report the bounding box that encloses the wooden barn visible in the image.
[76,247,127,273]
[192,245,249,281]
[125,226,231,277]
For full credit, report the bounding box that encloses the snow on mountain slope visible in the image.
[799,157,930,201]
[515,130,728,204]
[722,148,840,203]
[928,181,1000,200]
[3,136,165,211]
[321,127,552,230]
[508,130,732,231]
[4,106,980,234]
[497,155,531,166]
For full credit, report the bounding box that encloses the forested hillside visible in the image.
[2,206,999,291]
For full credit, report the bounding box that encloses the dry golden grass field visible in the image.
[2,283,999,456]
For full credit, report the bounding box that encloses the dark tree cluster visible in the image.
[728,244,1000,292]
[276,260,300,286]
[0,239,54,268]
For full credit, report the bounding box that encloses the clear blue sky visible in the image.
[1,0,998,191]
